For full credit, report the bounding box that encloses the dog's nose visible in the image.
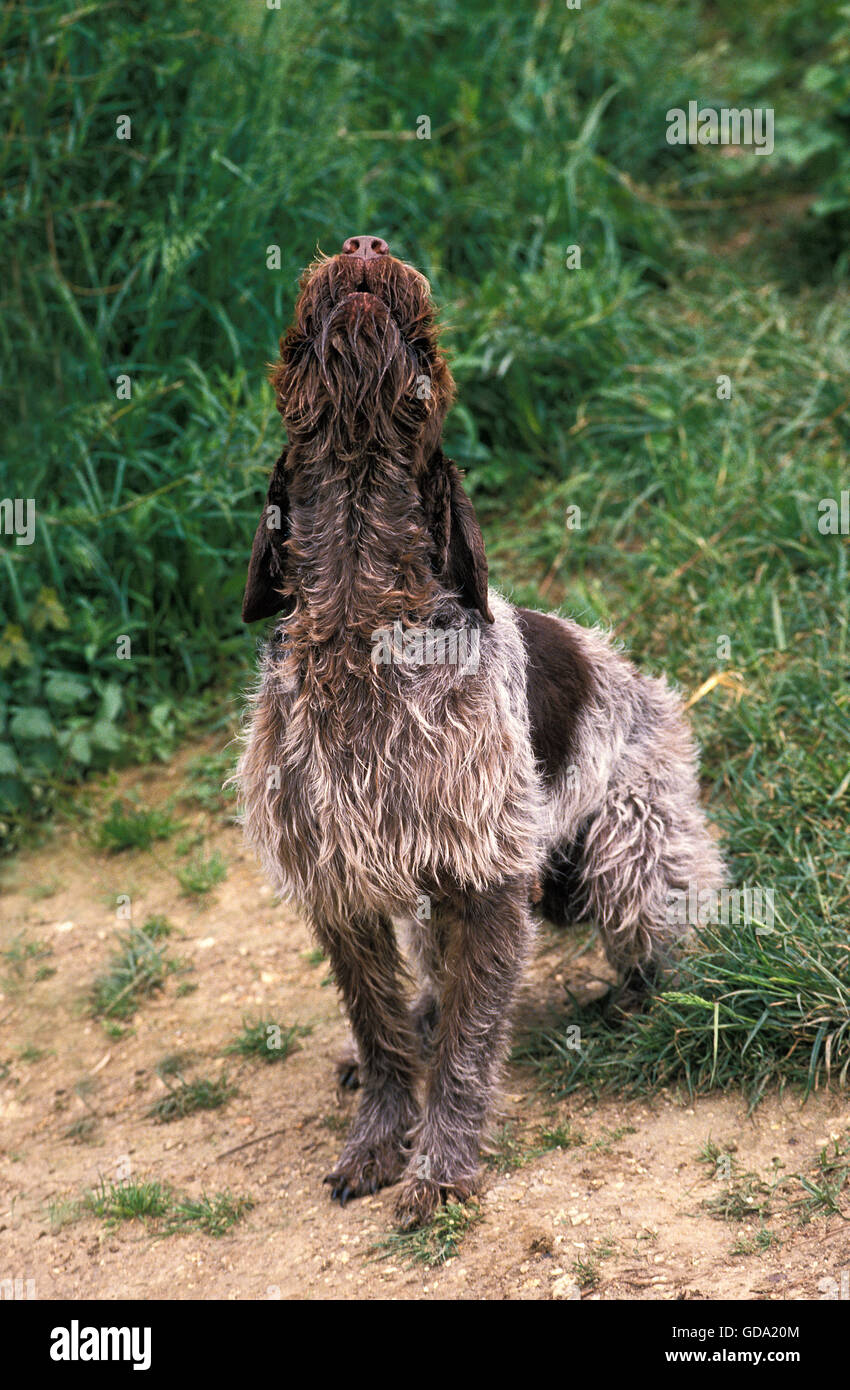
[341,235,389,260]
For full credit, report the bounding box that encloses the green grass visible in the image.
[140,914,174,941]
[175,848,227,896]
[224,1018,311,1064]
[95,800,179,853]
[2,0,849,1106]
[148,1067,236,1123]
[484,1119,585,1173]
[162,1191,255,1238]
[538,1122,586,1152]
[731,1228,780,1256]
[795,1131,850,1220]
[484,1122,530,1174]
[572,1239,618,1290]
[86,1178,172,1225]
[48,1198,84,1233]
[83,1178,253,1237]
[27,879,59,900]
[696,1128,850,1232]
[702,1166,779,1223]
[370,1200,483,1267]
[182,750,239,817]
[516,909,850,1104]
[1,933,54,988]
[89,919,178,1020]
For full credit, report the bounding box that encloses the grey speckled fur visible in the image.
[234,243,725,1228]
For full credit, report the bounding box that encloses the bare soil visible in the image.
[1,738,848,1301]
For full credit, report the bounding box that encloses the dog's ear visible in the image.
[242,451,292,624]
[422,453,493,623]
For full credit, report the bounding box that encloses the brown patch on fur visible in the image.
[515,607,596,782]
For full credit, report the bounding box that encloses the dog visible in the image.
[236,234,725,1229]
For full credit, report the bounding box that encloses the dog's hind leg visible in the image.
[316,911,420,1204]
[394,879,534,1229]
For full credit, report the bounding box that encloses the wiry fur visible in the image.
[236,239,724,1227]
[239,591,542,920]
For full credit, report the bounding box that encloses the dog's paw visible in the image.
[324,1136,405,1206]
[393,1175,477,1230]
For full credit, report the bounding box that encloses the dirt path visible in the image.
[1,738,848,1300]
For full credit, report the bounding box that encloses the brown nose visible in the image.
[341,234,389,260]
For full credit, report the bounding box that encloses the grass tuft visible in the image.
[516,917,850,1106]
[1,934,54,989]
[95,801,179,853]
[176,849,227,896]
[224,1018,311,1064]
[82,1178,253,1238]
[90,920,178,1020]
[370,1200,483,1268]
[163,1191,255,1238]
[86,1178,172,1225]
[148,1068,236,1123]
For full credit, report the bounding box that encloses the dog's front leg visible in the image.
[314,911,420,1205]
[394,880,533,1229]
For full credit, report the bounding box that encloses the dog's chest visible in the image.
[238,611,544,914]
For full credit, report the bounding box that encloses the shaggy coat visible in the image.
[237,239,724,1227]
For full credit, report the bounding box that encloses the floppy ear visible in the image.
[241,451,292,624]
[422,452,493,623]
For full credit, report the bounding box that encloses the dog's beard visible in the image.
[281,300,432,459]
[271,253,452,464]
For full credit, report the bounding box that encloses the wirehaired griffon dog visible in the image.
[237,234,724,1229]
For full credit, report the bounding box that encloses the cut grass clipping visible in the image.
[86,1178,252,1237]
[89,917,178,1021]
[224,1018,311,1064]
[370,1201,482,1268]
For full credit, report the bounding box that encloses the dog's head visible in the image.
[242,236,491,627]
[270,236,455,461]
